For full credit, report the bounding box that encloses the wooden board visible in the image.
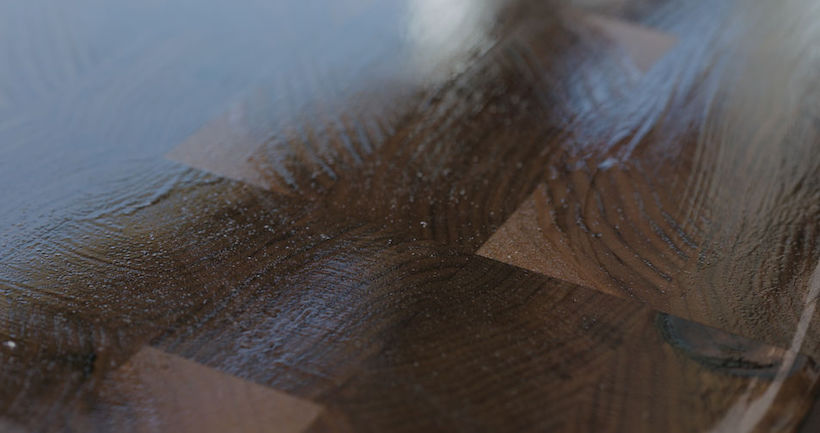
[1,0,819,431]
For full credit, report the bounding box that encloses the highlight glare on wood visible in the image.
[1,0,819,432]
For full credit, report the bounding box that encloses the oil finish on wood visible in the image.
[1,0,819,432]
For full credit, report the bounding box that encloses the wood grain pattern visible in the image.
[3,175,818,432]
[1,0,819,431]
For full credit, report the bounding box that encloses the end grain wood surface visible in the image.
[1,0,819,431]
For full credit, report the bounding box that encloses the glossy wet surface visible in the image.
[1,0,819,432]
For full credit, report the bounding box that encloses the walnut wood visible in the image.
[1,0,819,431]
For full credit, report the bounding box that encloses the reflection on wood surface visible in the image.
[77,347,321,433]
[0,0,819,431]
